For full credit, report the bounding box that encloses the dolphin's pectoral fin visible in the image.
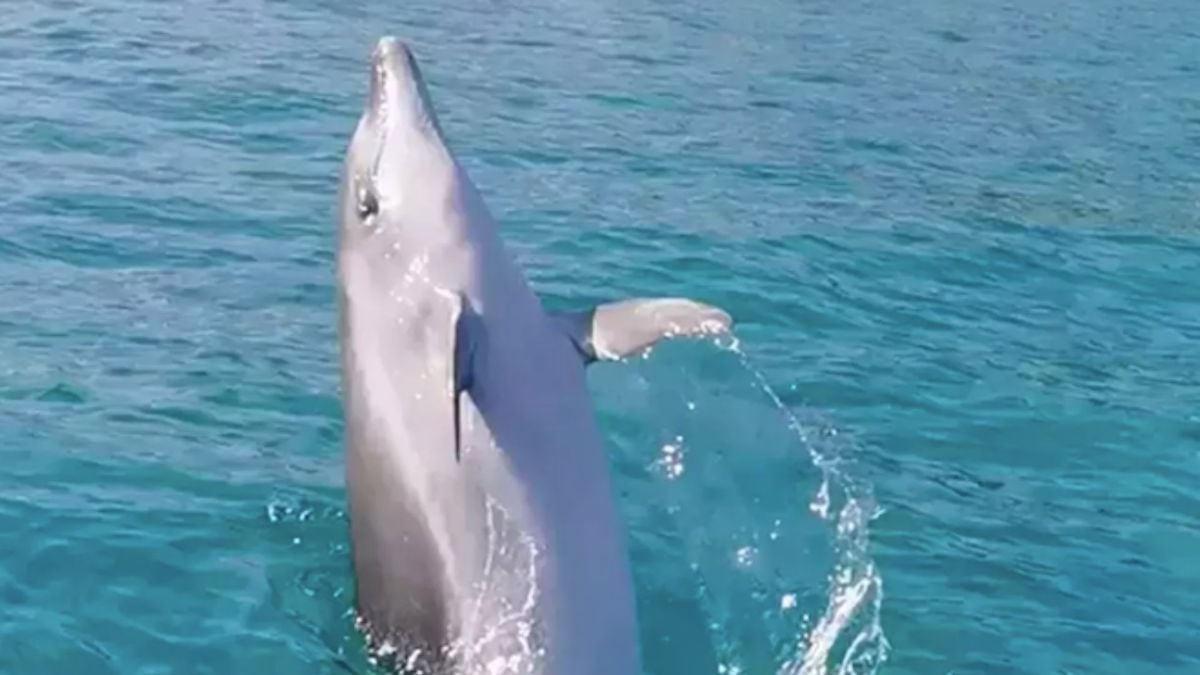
[451,293,480,462]
[553,297,733,363]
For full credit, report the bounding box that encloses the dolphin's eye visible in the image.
[356,185,379,221]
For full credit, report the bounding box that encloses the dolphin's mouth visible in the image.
[367,36,444,141]
[368,37,399,129]
[363,37,407,196]
[356,37,448,218]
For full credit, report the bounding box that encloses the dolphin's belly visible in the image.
[340,285,500,668]
[467,327,641,675]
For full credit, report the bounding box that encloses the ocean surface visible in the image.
[2,0,1198,673]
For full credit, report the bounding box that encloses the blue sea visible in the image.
[2,0,1198,673]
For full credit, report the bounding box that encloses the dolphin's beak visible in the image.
[368,36,400,124]
[371,36,411,80]
[367,36,433,130]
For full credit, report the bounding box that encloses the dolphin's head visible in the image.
[338,37,452,246]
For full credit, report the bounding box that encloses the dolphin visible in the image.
[336,37,732,674]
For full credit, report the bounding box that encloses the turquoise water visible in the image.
[2,0,1199,673]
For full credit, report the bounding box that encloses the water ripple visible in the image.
[3,0,1200,673]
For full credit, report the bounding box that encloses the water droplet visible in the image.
[657,437,685,479]
[810,480,831,519]
[735,546,757,567]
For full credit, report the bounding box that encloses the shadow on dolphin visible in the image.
[335,36,734,674]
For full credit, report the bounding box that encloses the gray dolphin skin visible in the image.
[336,36,733,674]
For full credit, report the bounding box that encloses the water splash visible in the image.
[714,336,890,675]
